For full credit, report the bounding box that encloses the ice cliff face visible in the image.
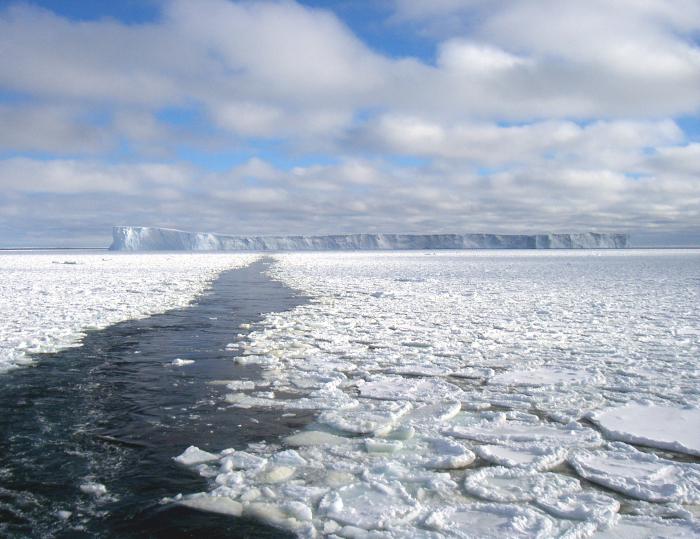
[109,227,629,251]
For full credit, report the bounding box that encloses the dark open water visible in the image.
[0,259,304,538]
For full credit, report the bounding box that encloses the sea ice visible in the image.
[475,444,568,470]
[285,430,353,447]
[569,442,700,503]
[590,515,700,538]
[535,491,620,526]
[171,358,195,367]
[173,445,219,466]
[357,376,465,403]
[423,503,556,538]
[489,367,604,388]
[178,494,243,516]
[318,400,413,435]
[589,403,700,456]
[318,482,420,530]
[0,252,257,371]
[463,467,581,502]
[79,482,107,497]
[446,413,603,448]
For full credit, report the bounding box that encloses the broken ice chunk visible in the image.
[173,446,218,465]
[357,376,465,402]
[591,515,700,538]
[536,491,620,527]
[464,467,581,503]
[446,414,602,448]
[589,403,700,456]
[318,400,412,436]
[569,442,700,503]
[318,482,420,530]
[171,358,195,367]
[424,502,556,539]
[489,366,604,387]
[475,444,568,471]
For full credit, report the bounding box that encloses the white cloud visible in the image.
[0,0,698,245]
[437,40,528,73]
[392,0,700,118]
[2,0,699,139]
[353,115,684,169]
[0,158,191,195]
[0,104,112,154]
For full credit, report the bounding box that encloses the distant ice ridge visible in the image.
[110,226,628,251]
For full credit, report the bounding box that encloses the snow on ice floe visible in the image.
[489,366,605,388]
[536,491,620,527]
[318,482,420,530]
[0,252,257,371]
[169,251,700,537]
[318,400,413,436]
[463,467,581,503]
[423,503,558,539]
[590,515,700,538]
[174,446,219,466]
[475,444,568,470]
[357,376,466,403]
[569,442,700,503]
[589,403,700,456]
[445,411,603,448]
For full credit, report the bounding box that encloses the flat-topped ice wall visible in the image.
[109,226,629,251]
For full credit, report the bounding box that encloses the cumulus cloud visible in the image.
[350,116,684,168]
[0,104,112,154]
[0,158,191,195]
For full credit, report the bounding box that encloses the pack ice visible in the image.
[166,250,698,537]
[0,252,257,371]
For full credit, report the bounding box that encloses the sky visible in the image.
[0,0,699,247]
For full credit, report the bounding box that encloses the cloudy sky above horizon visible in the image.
[1,0,699,247]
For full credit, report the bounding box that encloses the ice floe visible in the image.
[489,366,605,388]
[590,515,700,538]
[318,482,420,530]
[357,376,466,403]
[463,467,581,503]
[318,400,413,436]
[475,444,568,470]
[535,491,620,527]
[423,503,557,539]
[569,442,700,503]
[174,446,220,466]
[446,412,603,448]
[79,482,108,497]
[589,403,700,456]
[171,358,195,367]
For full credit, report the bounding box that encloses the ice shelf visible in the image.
[109,226,629,251]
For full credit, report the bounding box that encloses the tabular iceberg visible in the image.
[109,226,628,251]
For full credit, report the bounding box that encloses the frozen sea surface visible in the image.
[0,251,257,371]
[172,250,700,537]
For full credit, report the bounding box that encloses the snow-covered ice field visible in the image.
[172,250,700,538]
[0,252,257,372]
[2,249,699,537]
